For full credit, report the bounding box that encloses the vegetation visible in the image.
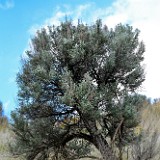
[0,101,20,160]
[0,127,24,160]
[0,101,8,130]
[2,18,160,160]
[10,19,146,160]
[0,101,9,158]
[1,98,160,160]
[3,19,160,160]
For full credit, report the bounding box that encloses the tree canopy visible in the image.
[11,20,145,160]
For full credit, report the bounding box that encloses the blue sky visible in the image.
[0,0,160,118]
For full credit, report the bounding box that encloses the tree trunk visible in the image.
[77,110,117,160]
[93,134,117,160]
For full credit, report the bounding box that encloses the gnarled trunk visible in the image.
[76,109,117,160]
[93,134,117,160]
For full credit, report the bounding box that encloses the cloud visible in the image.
[28,0,160,98]
[101,0,160,98]
[3,101,10,114]
[28,4,92,35]
[0,0,14,10]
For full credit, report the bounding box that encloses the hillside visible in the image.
[0,127,23,160]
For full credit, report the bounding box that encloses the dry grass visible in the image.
[127,103,160,160]
[141,102,160,133]
[0,127,23,160]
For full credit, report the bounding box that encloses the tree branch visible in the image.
[61,132,93,147]
[111,117,124,145]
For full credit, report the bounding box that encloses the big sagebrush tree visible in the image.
[12,20,145,160]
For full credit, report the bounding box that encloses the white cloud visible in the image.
[28,4,92,35]
[3,101,10,113]
[28,0,160,98]
[0,0,14,10]
[28,12,69,35]
[101,0,160,98]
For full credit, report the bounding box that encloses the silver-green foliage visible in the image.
[12,20,145,160]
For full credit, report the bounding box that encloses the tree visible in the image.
[11,20,145,160]
[0,101,8,129]
[0,101,3,117]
